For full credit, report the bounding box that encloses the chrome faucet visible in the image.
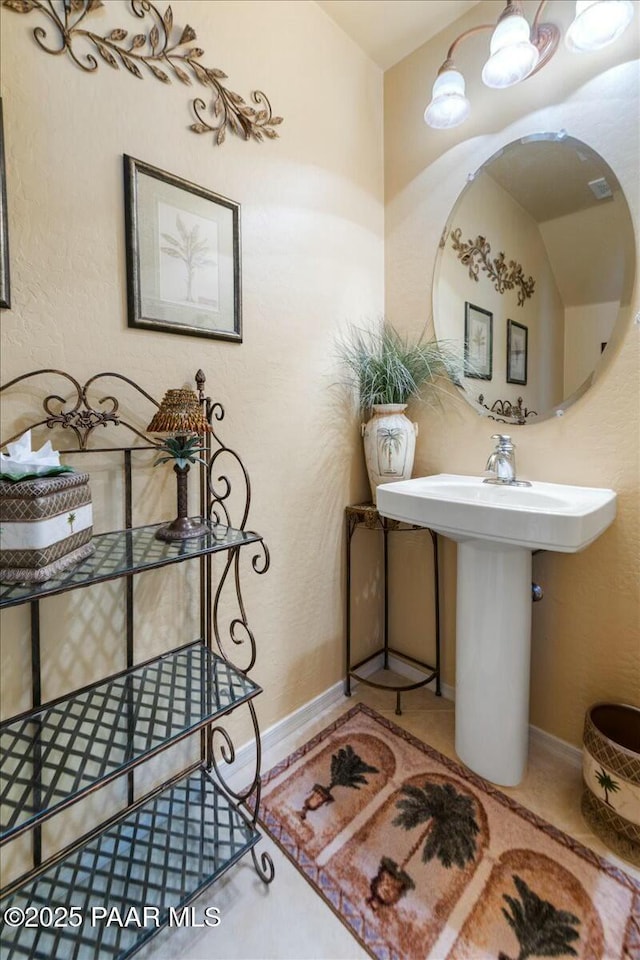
[484,434,531,487]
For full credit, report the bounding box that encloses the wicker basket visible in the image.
[581,702,640,865]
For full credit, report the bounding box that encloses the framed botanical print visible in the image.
[507,319,528,385]
[124,155,241,342]
[464,302,493,380]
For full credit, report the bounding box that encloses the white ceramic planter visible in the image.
[362,404,417,503]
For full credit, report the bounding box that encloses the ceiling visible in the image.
[315,0,482,70]
[485,139,621,223]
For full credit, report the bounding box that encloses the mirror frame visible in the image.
[432,131,636,426]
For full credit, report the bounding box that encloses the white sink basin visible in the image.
[376,473,616,552]
[376,473,617,787]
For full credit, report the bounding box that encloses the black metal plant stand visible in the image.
[344,503,441,716]
[0,368,273,960]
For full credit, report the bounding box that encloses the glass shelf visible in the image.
[0,644,260,842]
[0,768,258,960]
[0,521,262,609]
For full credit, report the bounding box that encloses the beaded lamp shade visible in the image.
[147,388,212,435]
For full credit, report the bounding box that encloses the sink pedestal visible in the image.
[376,473,617,789]
[456,540,532,786]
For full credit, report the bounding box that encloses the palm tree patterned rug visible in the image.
[253,704,639,960]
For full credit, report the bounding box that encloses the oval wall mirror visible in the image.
[433,133,636,425]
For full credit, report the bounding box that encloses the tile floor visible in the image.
[140,675,639,960]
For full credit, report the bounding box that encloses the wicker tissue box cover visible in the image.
[0,471,95,582]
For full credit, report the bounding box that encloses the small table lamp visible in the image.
[147,388,212,541]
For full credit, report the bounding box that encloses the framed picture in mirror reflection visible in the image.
[464,302,492,380]
[507,319,528,385]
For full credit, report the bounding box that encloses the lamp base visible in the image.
[155,517,209,541]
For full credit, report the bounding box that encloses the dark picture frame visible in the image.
[464,302,493,380]
[506,319,528,385]
[124,155,241,342]
[0,99,10,310]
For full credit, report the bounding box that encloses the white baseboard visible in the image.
[385,652,581,768]
[227,650,581,787]
[529,723,582,769]
[227,654,399,787]
[384,652,454,700]
[440,681,455,701]
[227,677,346,789]
[259,679,346,755]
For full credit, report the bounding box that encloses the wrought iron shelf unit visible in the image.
[0,369,273,960]
[0,521,262,609]
[0,642,261,843]
[1,768,258,960]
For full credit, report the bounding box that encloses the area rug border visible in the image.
[254,702,639,959]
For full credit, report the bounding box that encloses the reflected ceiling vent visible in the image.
[588,177,613,200]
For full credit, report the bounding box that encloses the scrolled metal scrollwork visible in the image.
[3,0,284,146]
[230,616,254,651]
[41,380,121,447]
[209,401,224,424]
[209,723,236,770]
[478,393,537,425]
[250,846,275,884]
[191,88,281,147]
[0,369,159,450]
[202,392,267,673]
[210,541,269,671]
[208,700,263,808]
[252,540,270,576]
[450,227,535,306]
[212,548,260,673]
[198,381,271,881]
[207,444,251,531]
[243,773,274,883]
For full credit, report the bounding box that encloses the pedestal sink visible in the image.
[376,474,616,786]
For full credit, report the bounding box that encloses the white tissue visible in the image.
[0,430,63,477]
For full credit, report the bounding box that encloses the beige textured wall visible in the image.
[384,1,640,746]
[539,196,633,307]
[539,196,634,393]
[564,301,622,396]
[0,0,383,874]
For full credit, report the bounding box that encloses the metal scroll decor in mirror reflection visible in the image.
[433,133,636,425]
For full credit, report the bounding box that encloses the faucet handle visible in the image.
[491,433,513,448]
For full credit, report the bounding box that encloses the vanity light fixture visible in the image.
[565,0,635,50]
[424,0,635,129]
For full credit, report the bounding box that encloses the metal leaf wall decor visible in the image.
[2,0,283,146]
[449,227,535,307]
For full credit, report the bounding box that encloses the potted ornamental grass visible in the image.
[337,321,461,499]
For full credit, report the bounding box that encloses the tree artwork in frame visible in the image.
[507,319,528,385]
[124,156,241,342]
[464,302,493,380]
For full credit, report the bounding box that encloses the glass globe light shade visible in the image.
[424,68,471,129]
[481,13,539,88]
[565,0,634,52]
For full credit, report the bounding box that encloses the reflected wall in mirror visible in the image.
[433,133,636,424]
